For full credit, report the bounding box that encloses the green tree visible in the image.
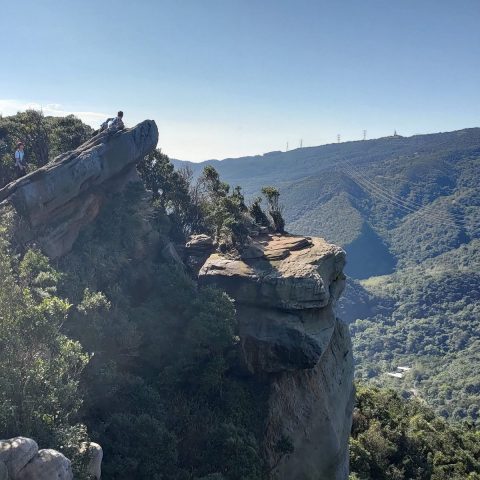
[261,186,285,233]
[0,226,90,467]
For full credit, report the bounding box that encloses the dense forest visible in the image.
[1,111,479,479]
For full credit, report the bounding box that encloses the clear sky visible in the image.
[1,0,479,161]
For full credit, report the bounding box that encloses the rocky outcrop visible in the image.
[199,233,354,480]
[0,121,158,258]
[0,437,102,480]
[184,234,215,272]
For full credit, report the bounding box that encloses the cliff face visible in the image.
[0,123,353,478]
[0,120,158,258]
[199,234,354,480]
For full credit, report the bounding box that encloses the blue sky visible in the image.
[1,0,479,161]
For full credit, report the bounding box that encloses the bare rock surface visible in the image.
[16,449,72,480]
[79,442,103,480]
[198,233,354,479]
[0,120,158,258]
[0,437,102,480]
[0,437,38,478]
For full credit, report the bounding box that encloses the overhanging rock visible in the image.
[0,120,158,258]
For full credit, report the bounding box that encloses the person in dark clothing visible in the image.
[108,111,124,132]
[92,111,125,136]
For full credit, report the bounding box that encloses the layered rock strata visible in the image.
[199,234,354,480]
[0,121,158,258]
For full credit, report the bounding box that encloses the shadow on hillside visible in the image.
[344,223,396,279]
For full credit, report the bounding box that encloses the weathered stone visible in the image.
[0,437,38,478]
[0,120,158,258]
[198,233,354,479]
[200,235,346,312]
[185,234,215,272]
[79,442,103,480]
[16,449,72,480]
[186,234,214,251]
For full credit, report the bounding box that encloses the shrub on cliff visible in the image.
[55,187,267,479]
[261,186,285,233]
[0,226,90,472]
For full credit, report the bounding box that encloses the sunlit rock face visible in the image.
[0,120,158,258]
[199,233,355,480]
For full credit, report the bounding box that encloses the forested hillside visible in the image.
[1,112,479,479]
[175,129,480,423]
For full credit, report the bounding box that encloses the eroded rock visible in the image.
[198,233,354,479]
[79,442,103,480]
[16,449,72,480]
[0,437,38,478]
[0,120,158,258]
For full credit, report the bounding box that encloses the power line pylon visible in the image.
[363,130,367,141]
[337,134,341,143]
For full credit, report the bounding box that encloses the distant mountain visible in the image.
[174,128,480,421]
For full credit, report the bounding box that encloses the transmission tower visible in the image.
[363,130,367,141]
[337,134,341,143]
[286,142,289,152]
[300,139,303,148]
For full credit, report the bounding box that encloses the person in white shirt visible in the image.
[14,142,27,178]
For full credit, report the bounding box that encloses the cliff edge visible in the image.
[198,233,354,480]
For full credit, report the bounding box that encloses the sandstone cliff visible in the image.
[199,234,354,480]
[0,120,158,258]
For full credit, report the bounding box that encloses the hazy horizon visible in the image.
[2,0,479,161]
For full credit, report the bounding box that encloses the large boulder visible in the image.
[79,442,103,480]
[0,437,38,478]
[16,449,72,480]
[200,234,347,372]
[198,233,354,480]
[0,437,103,480]
[0,120,158,258]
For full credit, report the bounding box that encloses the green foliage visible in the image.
[0,110,92,187]
[351,385,480,479]
[248,197,270,228]
[350,240,480,421]
[56,188,267,479]
[137,148,199,240]
[0,227,90,472]
[261,186,284,233]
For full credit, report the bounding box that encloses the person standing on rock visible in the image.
[14,142,27,178]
